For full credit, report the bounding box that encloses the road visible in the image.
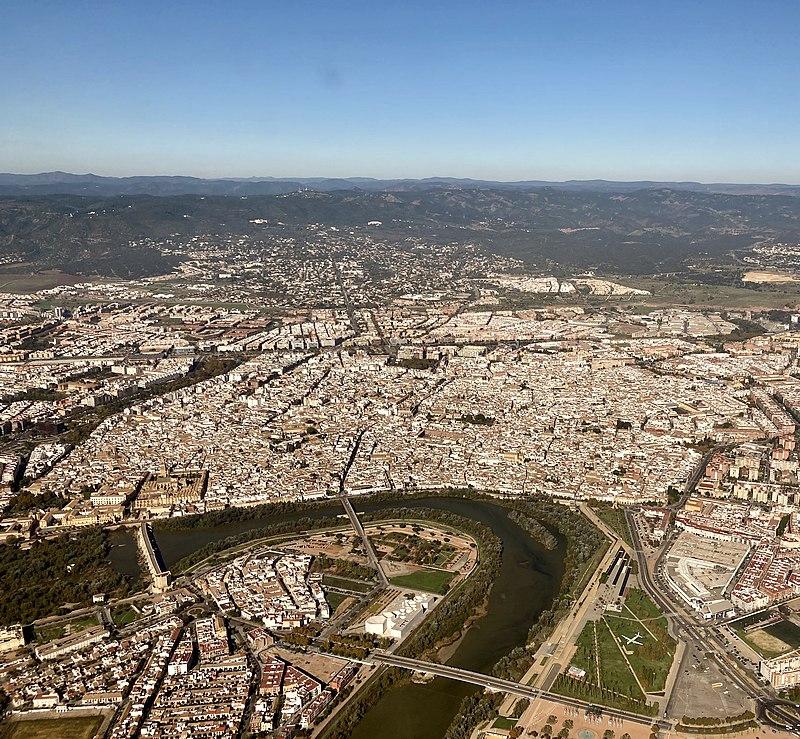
[669,444,723,514]
[624,444,769,711]
[340,494,388,587]
[338,429,389,587]
[626,507,765,705]
[331,257,359,335]
[372,652,671,729]
[758,699,800,734]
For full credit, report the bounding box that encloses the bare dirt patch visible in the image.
[746,628,792,657]
[742,270,800,284]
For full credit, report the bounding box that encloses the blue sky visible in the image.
[1,0,798,182]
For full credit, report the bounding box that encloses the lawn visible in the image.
[111,606,142,627]
[591,505,633,547]
[492,717,517,730]
[433,551,452,567]
[389,568,455,594]
[0,716,103,739]
[72,615,100,630]
[604,588,676,693]
[569,619,644,699]
[566,587,675,706]
[325,591,350,615]
[34,623,66,642]
[764,619,800,649]
[605,613,675,693]
[570,620,600,681]
[595,619,646,698]
[35,614,100,643]
[624,588,667,625]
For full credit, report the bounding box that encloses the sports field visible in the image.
[741,618,800,659]
[0,716,102,739]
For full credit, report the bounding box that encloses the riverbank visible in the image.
[321,503,507,739]
[142,490,598,739]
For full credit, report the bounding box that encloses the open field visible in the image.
[389,568,455,594]
[622,277,800,309]
[35,613,100,643]
[591,505,633,547]
[270,646,349,683]
[742,270,800,284]
[0,716,103,739]
[740,618,800,659]
[563,588,674,713]
[742,628,792,659]
[0,269,88,294]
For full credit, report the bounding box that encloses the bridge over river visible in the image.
[371,652,672,731]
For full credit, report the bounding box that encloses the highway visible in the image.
[372,652,671,729]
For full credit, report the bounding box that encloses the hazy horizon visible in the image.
[3,170,800,187]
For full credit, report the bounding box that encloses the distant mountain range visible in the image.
[3,187,800,278]
[1,171,799,197]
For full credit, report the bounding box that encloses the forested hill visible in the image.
[2,187,800,277]
[1,171,799,197]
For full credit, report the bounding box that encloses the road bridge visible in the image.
[758,699,800,733]
[371,652,671,730]
[340,495,388,587]
[338,430,388,587]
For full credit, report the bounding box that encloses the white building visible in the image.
[761,652,800,689]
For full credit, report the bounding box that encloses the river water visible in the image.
[107,528,141,579]
[125,497,564,739]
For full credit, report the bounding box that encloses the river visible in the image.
[142,497,565,739]
[107,528,141,579]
